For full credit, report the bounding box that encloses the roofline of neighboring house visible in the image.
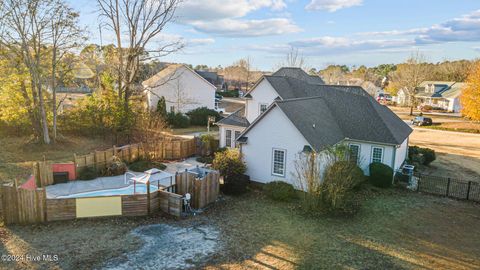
[142,64,217,90]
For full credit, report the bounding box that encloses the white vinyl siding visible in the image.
[372,147,384,163]
[349,144,360,164]
[225,130,232,147]
[272,148,286,177]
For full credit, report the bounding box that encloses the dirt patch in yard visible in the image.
[103,224,220,270]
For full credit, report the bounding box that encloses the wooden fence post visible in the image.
[93,151,98,171]
[466,181,471,200]
[73,153,78,179]
[446,178,451,197]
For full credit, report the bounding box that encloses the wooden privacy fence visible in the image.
[415,173,480,202]
[176,170,220,209]
[74,138,196,176]
[1,183,46,224]
[34,161,54,187]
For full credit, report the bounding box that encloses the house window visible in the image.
[225,130,232,147]
[170,106,175,113]
[259,103,268,114]
[349,144,360,164]
[234,131,241,148]
[272,148,286,176]
[372,147,383,163]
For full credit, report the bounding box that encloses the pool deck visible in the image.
[46,158,204,198]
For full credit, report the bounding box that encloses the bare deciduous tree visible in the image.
[389,52,429,115]
[49,0,85,142]
[96,0,183,111]
[0,0,57,143]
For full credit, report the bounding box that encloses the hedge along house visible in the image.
[143,64,216,113]
[229,69,412,186]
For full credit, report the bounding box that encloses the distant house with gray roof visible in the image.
[217,67,412,186]
[414,81,465,112]
[195,70,226,91]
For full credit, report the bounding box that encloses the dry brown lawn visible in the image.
[0,135,111,182]
[1,189,479,270]
[410,127,480,180]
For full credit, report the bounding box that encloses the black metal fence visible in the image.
[415,173,480,202]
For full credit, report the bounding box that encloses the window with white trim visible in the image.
[272,149,286,176]
[349,144,360,164]
[372,147,383,163]
[259,103,268,114]
[170,106,175,113]
[225,130,232,147]
[234,131,241,148]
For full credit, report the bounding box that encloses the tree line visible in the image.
[0,0,181,144]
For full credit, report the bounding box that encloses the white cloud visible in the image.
[306,0,363,12]
[177,0,286,22]
[190,18,301,37]
[187,38,215,46]
[358,9,480,44]
[288,36,414,55]
[176,0,294,37]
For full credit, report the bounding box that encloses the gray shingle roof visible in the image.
[265,76,368,100]
[272,67,325,85]
[240,77,412,149]
[216,106,249,127]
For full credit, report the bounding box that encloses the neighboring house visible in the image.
[195,70,226,91]
[143,64,216,113]
[395,88,409,106]
[414,81,465,112]
[216,67,324,148]
[217,67,412,186]
[53,85,92,113]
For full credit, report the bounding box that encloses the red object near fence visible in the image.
[52,163,76,180]
[20,175,36,190]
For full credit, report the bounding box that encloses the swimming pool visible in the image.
[57,184,161,199]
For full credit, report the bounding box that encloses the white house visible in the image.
[414,81,465,112]
[143,64,216,113]
[217,67,412,186]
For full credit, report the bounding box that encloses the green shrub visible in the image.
[129,159,166,172]
[166,112,190,128]
[186,107,221,126]
[264,181,297,202]
[212,149,246,180]
[218,90,239,98]
[369,162,393,188]
[320,161,365,215]
[78,167,98,180]
[102,156,128,176]
[408,146,436,166]
[213,149,248,195]
[222,174,250,195]
[421,148,436,165]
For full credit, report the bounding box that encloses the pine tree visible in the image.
[156,96,167,119]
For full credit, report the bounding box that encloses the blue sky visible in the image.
[68,0,480,71]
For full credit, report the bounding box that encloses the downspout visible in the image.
[391,146,397,185]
